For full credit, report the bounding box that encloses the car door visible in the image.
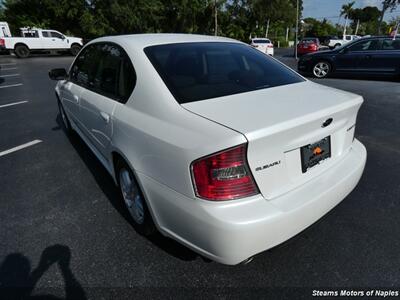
[78,43,136,160]
[59,44,98,123]
[48,31,68,49]
[362,38,400,75]
[353,39,383,74]
[335,39,379,73]
[41,31,53,48]
[334,45,360,73]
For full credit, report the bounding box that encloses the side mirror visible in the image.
[61,35,66,40]
[49,68,68,80]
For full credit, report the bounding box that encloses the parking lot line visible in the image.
[0,83,23,89]
[0,73,20,78]
[0,67,17,71]
[0,63,16,66]
[0,140,42,158]
[0,101,28,109]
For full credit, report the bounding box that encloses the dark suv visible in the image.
[298,36,400,79]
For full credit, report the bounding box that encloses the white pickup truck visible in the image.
[328,35,361,49]
[0,27,83,58]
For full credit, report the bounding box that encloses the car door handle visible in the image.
[52,39,56,41]
[99,111,110,123]
[365,55,372,59]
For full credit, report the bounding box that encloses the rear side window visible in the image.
[144,42,304,104]
[42,31,50,37]
[381,39,400,50]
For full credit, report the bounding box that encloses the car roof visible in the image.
[89,33,241,49]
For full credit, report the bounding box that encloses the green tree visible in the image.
[0,0,303,43]
[378,0,400,34]
[348,6,380,35]
[340,1,355,35]
[303,17,337,37]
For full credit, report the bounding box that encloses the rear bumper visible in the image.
[140,139,366,265]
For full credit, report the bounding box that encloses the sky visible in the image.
[303,0,400,23]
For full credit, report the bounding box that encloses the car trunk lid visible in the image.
[182,81,363,199]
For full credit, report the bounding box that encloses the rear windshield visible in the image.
[253,39,270,44]
[302,39,318,43]
[144,42,304,104]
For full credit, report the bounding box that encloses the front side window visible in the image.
[70,44,101,87]
[70,43,136,103]
[144,42,304,103]
[50,31,63,39]
[348,39,380,52]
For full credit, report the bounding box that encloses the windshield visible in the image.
[144,42,304,104]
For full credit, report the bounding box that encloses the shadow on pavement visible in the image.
[54,115,199,263]
[0,245,86,300]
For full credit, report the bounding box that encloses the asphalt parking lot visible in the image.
[0,50,399,299]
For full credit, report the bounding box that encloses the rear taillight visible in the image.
[0,39,5,47]
[267,44,273,48]
[191,144,259,201]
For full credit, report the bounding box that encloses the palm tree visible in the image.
[340,1,355,36]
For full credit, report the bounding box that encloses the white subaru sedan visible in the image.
[49,34,366,265]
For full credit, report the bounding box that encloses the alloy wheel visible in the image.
[313,62,330,78]
[119,168,145,225]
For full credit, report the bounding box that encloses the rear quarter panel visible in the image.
[110,40,246,199]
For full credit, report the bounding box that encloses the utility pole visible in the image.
[286,26,289,42]
[295,0,299,59]
[265,19,270,38]
[214,0,218,36]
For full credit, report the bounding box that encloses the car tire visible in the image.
[312,61,331,78]
[70,44,81,56]
[58,99,73,134]
[334,43,341,48]
[14,44,30,58]
[117,160,156,236]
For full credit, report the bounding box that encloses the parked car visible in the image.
[319,35,338,46]
[297,38,321,56]
[49,34,366,265]
[250,38,274,55]
[0,22,11,38]
[298,36,400,79]
[0,27,83,58]
[328,34,360,49]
